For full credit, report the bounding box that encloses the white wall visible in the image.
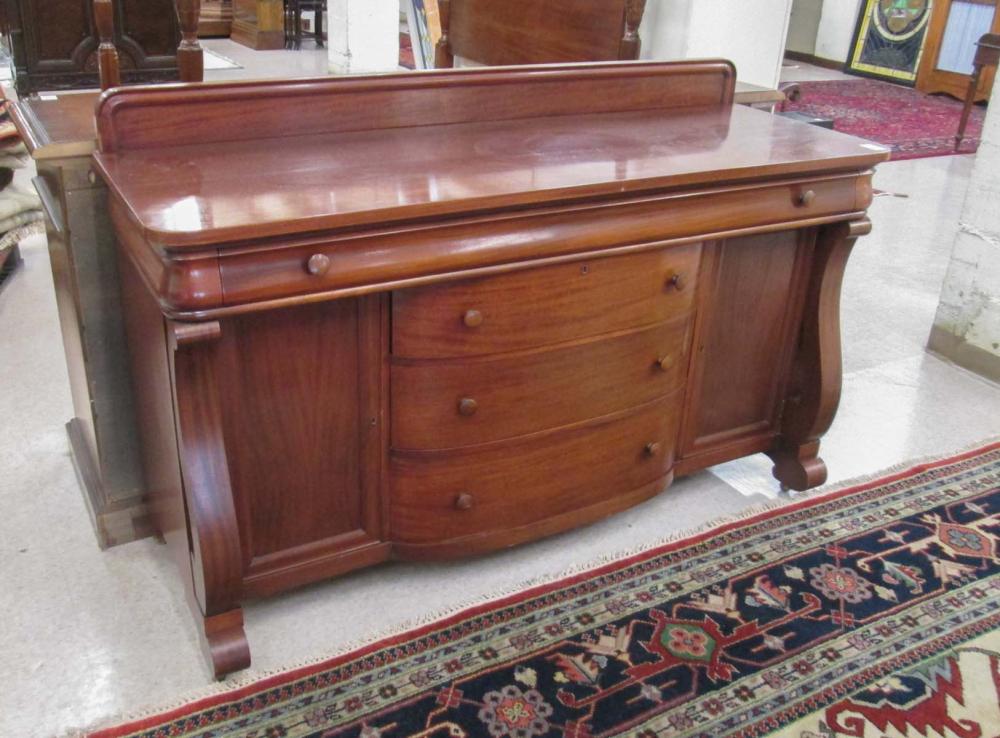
[928,72,1000,380]
[641,0,793,88]
[786,0,823,55]
[814,0,863,64]
[327,0,399,74]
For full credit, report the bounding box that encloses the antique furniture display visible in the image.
[231,0,283,49]
[5,0,202,548]
[93,61,888,678]
[0,0,182,94]
[433,0,647,67]
[917,0,1000,100]
[956,32,1000,148]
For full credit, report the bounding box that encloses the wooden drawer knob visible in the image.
[458,397,478,416]
[644,442,661,457]
[796,189,816,207]
[665,272,686,291]
[454,493,474,510]
[462,309,484,328]
[306,253,331,276]
[656,355,675,372]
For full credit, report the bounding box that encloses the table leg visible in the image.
[955,64,983,151]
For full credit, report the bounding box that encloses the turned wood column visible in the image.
[94,0,121,89]
[619,0,647,60]
[175,0,205,82]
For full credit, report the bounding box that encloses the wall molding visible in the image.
[927,326,1000,384]
[785,50,847,72]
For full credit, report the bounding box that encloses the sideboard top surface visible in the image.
[92,62,889,250]
[9,91,99,160]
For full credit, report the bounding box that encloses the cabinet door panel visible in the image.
[681,230,812,459]
[216,297,385,568]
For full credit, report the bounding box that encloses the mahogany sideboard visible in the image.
[93,61,888,678]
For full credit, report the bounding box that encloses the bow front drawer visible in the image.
[391,317,692,450]
[390,396,681,550]
[392,245,700,359]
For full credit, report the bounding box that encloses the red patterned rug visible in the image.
[784,79,986,161]
[90,442,1000,738]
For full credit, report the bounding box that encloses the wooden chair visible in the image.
[434,0,647,69]
[956,33,1000,150]
[284,0,324,49]
[94,0,204,90]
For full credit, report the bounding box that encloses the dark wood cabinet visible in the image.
[230,0,283,49]
[92,61,887,679]
[1,0,181,94]
[8,92,151,547]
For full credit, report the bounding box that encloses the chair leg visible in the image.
[283,2,293,48]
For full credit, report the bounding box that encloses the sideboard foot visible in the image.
[768,440,827,492]
[202,607,251,680]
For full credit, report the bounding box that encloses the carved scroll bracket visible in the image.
[769,217,871,491]
[169,319,249,678]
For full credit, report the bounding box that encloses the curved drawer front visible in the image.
[391,245,700,359]
[390,396,681,545]
[392,318,692,450]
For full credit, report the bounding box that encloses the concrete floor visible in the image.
[1,50,999,738]
[201,38,330,81]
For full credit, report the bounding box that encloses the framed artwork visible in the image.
[847,0,935,84]
[404,0,442,69]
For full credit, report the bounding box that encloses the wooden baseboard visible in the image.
[927,326,1000,384]
[199,1,233,38]
[784,50,846,72]
[198,19,232,37]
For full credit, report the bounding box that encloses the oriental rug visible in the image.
[90,442,1000,738]
[783,78,986,160]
